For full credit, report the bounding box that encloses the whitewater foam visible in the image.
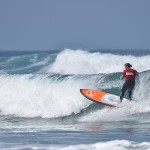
[47,49,150,74]
[0,74,91,118]
[2,140,150,150]
[0,70,149,120]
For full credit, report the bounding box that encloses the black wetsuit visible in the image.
[120,79,135,101]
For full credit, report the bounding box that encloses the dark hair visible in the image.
[124,63,132,68]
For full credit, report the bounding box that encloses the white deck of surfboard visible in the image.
[102,93,128,106]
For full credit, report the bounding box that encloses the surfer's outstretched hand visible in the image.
[119,75,124,80]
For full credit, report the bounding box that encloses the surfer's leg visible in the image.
[120,91,125,102]
[128,90,132,100]
[128,80,135,101]
[128,85,135,100]
[120,82,128,102]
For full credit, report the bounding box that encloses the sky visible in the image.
[0,0,150,51]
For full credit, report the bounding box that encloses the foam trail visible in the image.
[46,49,150,74]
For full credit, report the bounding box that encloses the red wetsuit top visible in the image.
[122,68,138,80]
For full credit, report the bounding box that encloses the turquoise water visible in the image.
[0,49,150,149]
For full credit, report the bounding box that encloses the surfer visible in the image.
[120,63,138,102]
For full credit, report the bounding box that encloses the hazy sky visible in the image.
[0,0,150,50]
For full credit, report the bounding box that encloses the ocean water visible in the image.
[0,49,150,150]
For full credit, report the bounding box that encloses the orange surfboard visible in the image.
[80,89,123,107]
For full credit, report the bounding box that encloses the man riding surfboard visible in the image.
[120,63,138,102]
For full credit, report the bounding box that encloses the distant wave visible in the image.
[45,49,150,74]
[0,49,149,74]
[0,52,57,74]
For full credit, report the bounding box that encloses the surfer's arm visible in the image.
[119,70,126,80]
[119,75,125,80]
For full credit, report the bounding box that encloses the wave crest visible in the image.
[46,49,150,74]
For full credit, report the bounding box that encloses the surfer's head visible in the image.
[124,63,132,68]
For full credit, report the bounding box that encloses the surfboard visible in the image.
[80,89,127,107]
